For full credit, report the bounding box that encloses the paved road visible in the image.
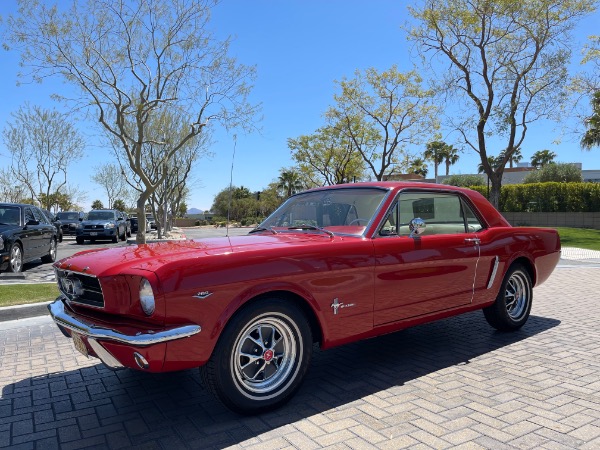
[1,260,600,447]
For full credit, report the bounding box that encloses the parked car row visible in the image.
[0,203,58,273]
[0,204,156,273]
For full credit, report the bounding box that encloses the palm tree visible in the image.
[277,169,303,198]
[423,141,446,180]
[408,158,428,177]
[478,156,500,174]
[440,145,460,175]
[499,147,523,168]
[531,150,557,169]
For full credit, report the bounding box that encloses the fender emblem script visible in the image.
[331,298,355,315]
[193,291,213,300]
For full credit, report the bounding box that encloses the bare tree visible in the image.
[7,0,258,243]
[2,104,84,209]
[408,0,595,207]
[92,164,129,209]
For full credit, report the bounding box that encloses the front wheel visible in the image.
[483,264,532,331]
[8,243,23,273]
[201,298,313,414]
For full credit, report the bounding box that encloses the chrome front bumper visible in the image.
[48,298,201,369]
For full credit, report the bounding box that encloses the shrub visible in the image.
[442,174,485,187]
[523,163,583,184]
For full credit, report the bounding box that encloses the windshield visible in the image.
[258,187,388,236]
[57,212,80,220]
[88,211,116,221]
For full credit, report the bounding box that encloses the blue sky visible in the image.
[1,0,599,211]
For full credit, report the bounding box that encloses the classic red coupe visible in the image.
[48,182,560,414]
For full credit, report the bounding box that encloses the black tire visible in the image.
[483,264,532,331]
[41,238,57,264]
[201,298,313,414]
[112,233,118,243]
[76,237,84,245]
[120,227,126,241]
[8,243,23,273]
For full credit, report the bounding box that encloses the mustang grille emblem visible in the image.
[60,277,84,299]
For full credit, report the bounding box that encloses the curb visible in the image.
[0,301,51,322]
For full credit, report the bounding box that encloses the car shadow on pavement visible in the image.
[1,312,560,448]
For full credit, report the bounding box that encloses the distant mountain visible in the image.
[187,208,203,215]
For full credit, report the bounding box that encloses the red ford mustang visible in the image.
[48,182,560,413]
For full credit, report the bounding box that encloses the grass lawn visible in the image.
[0,283,59,308]
[554,227,600,251]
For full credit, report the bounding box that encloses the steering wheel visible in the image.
[348,218,368,226]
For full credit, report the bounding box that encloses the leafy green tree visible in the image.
[408,0,595,208]
[442,174,485,187]
[289,124,365,186]
[7,0,257,244]
[327,65,437,181]
[91,200,104,210]
[581,91,600,149]
[523,163,582,183]
[531,150,557,169]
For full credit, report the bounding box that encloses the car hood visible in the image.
[54,233,336,277]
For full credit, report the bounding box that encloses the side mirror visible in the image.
[26,220,40,226]
[409,218,426,238]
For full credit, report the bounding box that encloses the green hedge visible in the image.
[468,182,600,212]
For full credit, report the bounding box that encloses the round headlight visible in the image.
[139,278,155,316]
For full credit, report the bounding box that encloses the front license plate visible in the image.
[90,232,97,236]
[72,333,88,358]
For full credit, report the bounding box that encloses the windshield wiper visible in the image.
[249,226,278,235]
[287,224,334,237]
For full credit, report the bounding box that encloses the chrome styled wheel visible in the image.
[42,239,57,263]
[232,316,298,397]
[505,271,530,321]
[9,244,23,273]
[201,299,312,414]
[483,264,532,331]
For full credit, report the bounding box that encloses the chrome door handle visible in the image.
[465,238,480,244]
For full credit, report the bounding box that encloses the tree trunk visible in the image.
[488,172,502,210]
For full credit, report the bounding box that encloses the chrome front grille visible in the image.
[55,268,104,308]
[84,225,105,230]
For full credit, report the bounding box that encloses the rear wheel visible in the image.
[41,238,57,263]
[201,298,312,414]
[483,264,532,331]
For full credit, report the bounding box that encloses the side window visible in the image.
[461,199,484,232]
[32,207,47,224]
[379,203,399,236]
[398,192,466,236]
[24,208,36,224]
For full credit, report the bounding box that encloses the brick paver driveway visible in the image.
[1,265,600,449]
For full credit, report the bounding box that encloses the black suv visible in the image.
[76,209,127,244]
[0,203,58,273]
[56,211,86,237]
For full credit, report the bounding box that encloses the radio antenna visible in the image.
[226,134,237,237]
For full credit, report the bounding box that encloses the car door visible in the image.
[31,207,53,258]
[20,206,42,258]
[373,191,483,326]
